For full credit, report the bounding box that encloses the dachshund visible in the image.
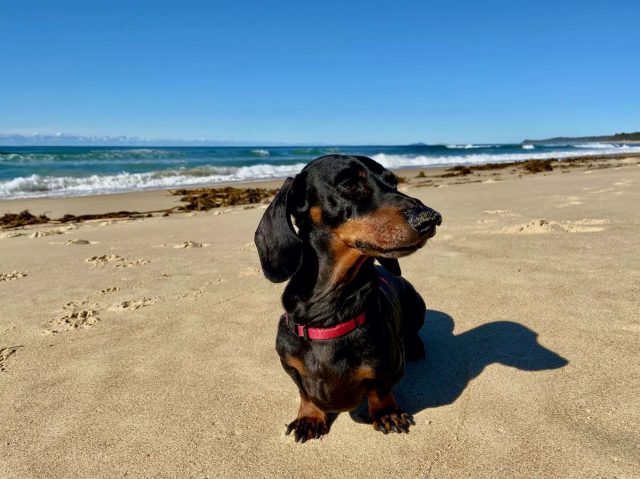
[254,155,442,442]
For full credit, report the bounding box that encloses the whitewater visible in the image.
[1,143,638,199]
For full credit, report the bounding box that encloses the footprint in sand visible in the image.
[562,219,611,233]
[108,297,158,311]
[62,299,88,310]
[499,218,611,234]
[173,240,207,249]
[0,271,28,282]
[44,309,100,334]
[85,255,149,268]
[116,258,149,268]
[65,238,97,246]
[30,230,65,238]
[0,231,25,239]
[0,346,22,372]
[482,209,519,217]
[99,287,120,294]
[174,289,204,300]
[500,219,564,234]
[85,254,124,266]
[174,280,224,300]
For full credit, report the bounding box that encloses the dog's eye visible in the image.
[340,177,360,190]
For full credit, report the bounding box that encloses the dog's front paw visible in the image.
[372,410,415,434]
[285,417,329,443]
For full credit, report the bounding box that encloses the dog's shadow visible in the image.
[351,309,568,421]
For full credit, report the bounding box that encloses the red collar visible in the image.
[285,275,391,341]
[286,311,366,340]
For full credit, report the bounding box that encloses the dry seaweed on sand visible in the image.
[170,187,278,211]
[0,187,278,230]
[521,159,553,173]
[0,210,51,229]
[438,158,559,178]
[1,209,174,230]
[57,211,156,223]
[441,165,474,177]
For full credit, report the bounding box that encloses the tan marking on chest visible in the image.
[285,355,306,376]
[352,365,376,381]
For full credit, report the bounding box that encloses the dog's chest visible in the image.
[301,356,375,411]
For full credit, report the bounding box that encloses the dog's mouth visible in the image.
[333,206,440,258]
[354,233,433,258]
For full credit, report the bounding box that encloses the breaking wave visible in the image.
[0,163,307,199]
[371,145,640,169]
[251,149,270,156]
[2,142,639,199]
[446,144,493,149]
[571,142,631,149]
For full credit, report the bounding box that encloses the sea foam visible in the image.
[0,163,307,199]
[446,144,492,149]
[2,142,639,199]
[371,145,640,170]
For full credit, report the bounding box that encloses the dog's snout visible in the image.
[405,207,442,234]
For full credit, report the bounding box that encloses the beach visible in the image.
[1,156,639,478]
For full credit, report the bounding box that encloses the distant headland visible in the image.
[522,132,640,145]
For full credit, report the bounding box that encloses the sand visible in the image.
[1,158,639,478]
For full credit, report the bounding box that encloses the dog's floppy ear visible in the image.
[254,177,303,283]
[377,258,401,276]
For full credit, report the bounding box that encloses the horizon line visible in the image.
[1,131,636,147]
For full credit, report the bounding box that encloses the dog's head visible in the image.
[255,155,442,283]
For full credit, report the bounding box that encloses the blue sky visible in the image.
[1,0,639,144]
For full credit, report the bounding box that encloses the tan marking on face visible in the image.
[329,237,367,287]
[309,206,323,225]
[333,206,418,252]
[285,355,306,376]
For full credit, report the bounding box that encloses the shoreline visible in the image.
[1,152,639,219]
[2,151,640,207]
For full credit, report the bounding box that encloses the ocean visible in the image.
[1,143,638,199]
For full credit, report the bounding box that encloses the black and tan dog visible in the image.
[255,155,442,442]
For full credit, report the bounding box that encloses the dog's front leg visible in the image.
[280,358,330,442]
[367,388,415,434]
[285,394,330,443]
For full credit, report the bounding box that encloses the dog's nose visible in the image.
[405,206,442,234]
